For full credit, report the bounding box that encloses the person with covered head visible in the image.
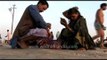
[10,0,49,48]
[57,7,96,50]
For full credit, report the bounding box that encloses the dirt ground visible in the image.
[0,45,107,59]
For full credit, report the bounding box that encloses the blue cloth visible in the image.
[28,5,47,29]
[10,36,18,49]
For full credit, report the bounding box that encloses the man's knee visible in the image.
[97,29,104,37]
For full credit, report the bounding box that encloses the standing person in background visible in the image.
[5,30,12,44]
[93,3,107,48]
[7,30,12,41]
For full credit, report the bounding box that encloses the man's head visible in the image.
[67,7,80,20]
[7,30,9,32]
[37,0,49,12]
[100,3,107,10]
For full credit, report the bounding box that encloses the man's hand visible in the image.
[101,25,106,30]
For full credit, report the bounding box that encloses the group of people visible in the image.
[9,0,107,50]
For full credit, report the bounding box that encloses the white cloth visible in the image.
[27,28,48,37]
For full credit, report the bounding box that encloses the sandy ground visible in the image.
[0,45,107,59]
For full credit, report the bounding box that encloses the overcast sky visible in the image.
[0,1,107,40]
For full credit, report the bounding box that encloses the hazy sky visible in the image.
[0,1,107,40]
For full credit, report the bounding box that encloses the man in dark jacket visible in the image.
[10,0,49,48]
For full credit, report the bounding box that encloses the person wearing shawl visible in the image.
[58,7,96,50]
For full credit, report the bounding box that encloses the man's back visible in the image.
[13,5,34,37]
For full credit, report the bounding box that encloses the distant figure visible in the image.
[10,0,49,49]
[92,3,107,48]
[5,30,11,44]
[7,30,12,41]
[0,34,2,46]
[0,34,2,39]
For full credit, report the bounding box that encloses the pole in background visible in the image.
[9,4,16,35]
